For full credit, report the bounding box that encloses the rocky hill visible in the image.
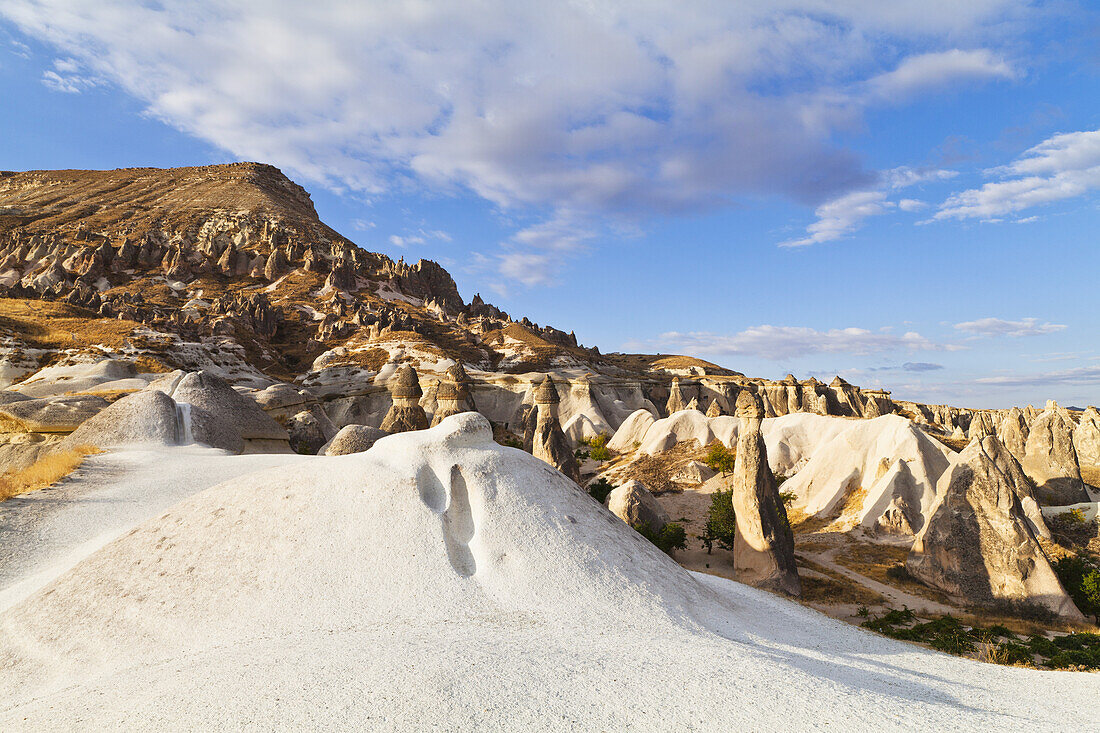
[0,162,989,443]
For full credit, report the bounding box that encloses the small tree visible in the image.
[587,477,614,504]
[1053,555,1100,623]
[704,442,736,476]
[700,488,737,554]
[635,521,687,555]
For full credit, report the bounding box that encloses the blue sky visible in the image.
[2,1,1099,409]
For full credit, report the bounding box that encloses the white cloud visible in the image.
[780,166,956,246]
[865,49,1015,102]
[654,325,960,360]
[387,228,450,248]
[40,56,98,93]
[953,317,1067,338]
[935,128,1100,220]
[780,190,893,247]
[1,2,1025,214]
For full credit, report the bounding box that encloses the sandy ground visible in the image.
[0,446,309,612]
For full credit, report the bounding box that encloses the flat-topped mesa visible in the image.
[530,375,581,484]
[380,364,429,433]
[731,390,801,597]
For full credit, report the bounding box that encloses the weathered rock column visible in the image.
[531,375,581,484]
[665,377,685,416]
[380,364,429,433]
[731,390,801,596]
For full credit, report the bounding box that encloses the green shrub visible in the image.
[703,442,736,476]
[587,478,614,504]
[590,445,612,461]
[1052,555,1100,623]
[700,488,737,553]
[635,521,687,555]
[885,563,911,582]
[778,489,797,508]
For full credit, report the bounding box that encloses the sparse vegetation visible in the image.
[703,442,736,476]
[635,521,687,555]
[582,434,612,461]
[0,445,100,501]
[861,606,1100,669]
[587,478,614,504]
[700,488,737,554]
[1053,555,1100,624]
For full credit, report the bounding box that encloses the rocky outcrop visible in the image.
[380,365,429,433]
[321,424,388,455]
[998,407,1029,461]
[0,395,108,433]
[1072,406,1100,467]
[705,399,722,418]
[731,391,800,596]
[530,375,581,484]
[286,410,327,454]
[907,436,1082,621]
[59,389,179,450]
[1022,406,1088,505]
[606,479,669,531]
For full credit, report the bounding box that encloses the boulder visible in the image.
[59,390,179,450]
[1022,407,1088,505]
[907,436,1082,621]
[0,395,109,433]
[671,460,716,485]
[167,371,289,442]
[321,425,389,455]
[731,391,800,596]
[287,410,328,455]
[608,409,656,452]
[606,479,669,531]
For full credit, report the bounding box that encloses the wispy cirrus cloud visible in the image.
[953,317,1066,338]
[781,167,957,247]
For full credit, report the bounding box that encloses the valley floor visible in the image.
[1,446,1098,730]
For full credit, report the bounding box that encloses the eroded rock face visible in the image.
[287,410,327,455]
[998,407,1029,461]
[665,377,684,416]
[606,479,669,531]
[907,437,1081,621]
[59,389,179,450]
[1072,406,1100,467]
[731,391,800,597]
[0,395,108,433]
[1022,407,1087,505]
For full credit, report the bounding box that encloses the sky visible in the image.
[1,1,1099,409]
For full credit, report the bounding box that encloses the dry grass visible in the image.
[0,445,100,500]
[1080,464,1100,490]
[834,542,954,605]
[0,298,143,351]
[796,556,885,605]
[930,432,969,453]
